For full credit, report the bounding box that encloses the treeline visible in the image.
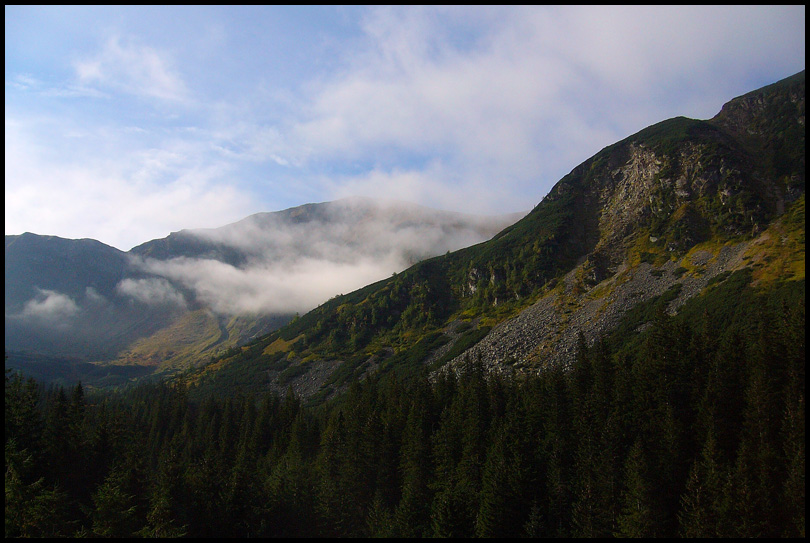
[5,274,804,538]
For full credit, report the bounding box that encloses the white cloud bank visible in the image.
[116,277,188,308]
[137,255,402,316]
[124,199,518,316]
[19,289,81,326]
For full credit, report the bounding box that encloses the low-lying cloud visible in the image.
[116,277,188,308]
[125,199,521,316]
[138,254,404,316]
[19,288,81,325]
[192,206,510,264]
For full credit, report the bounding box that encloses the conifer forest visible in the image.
[6,270,804,538]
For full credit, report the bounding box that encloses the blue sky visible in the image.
[5,5,805,251]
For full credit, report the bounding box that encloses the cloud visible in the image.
[4,116,255,251]
[185,196,516,262]
[289,5,805,209]
[135,255,400,316]
[84,287,108,305]
[19,289,80,325]
[6,73,109,99]
[74,35,189,102]
[4,6,804,253]
[116,277,187,308]
[127,199,519,316]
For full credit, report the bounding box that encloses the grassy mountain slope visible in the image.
[184,71,804,402]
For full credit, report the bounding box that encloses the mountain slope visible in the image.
[185,70,804,402]
[5,199,520,385]
[5,234,181,361]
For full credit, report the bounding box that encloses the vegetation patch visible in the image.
[263,335,301,356]
[626,229,669,267]
[278,361,311,385]
[429,325,492,370]
[607,282,683,349]
[743,195,805,284]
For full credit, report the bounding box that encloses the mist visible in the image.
[136,254,405,316]
[122,199,522,316]
[116,277,188,309]
[19,288,80,325]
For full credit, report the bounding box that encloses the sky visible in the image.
[5,5,806,252]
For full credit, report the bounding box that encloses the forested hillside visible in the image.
[6,268,804,537]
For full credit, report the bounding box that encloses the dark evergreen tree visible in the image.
[89,466,140,538]
[615,438,657,537]
[678,429,725,537]
[394,394,432,537]
[5,439,71,538]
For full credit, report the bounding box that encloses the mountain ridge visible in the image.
[182,70,804,402]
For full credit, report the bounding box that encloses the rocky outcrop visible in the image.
[438,73,805,379]
[444,237,756,376]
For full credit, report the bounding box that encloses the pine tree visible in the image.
[475,421,525,537]
[615,438,656,537]
[730,343,780,537]
[366,490,396,537]
[394,396,432,537]
[314,410,363,537]
[430,482,473,538]
[90,467,140,538]
[264,435,317,538]
[678,430,724,537]
[780,369,805,537]
[541,365,574,537]
[5,439,71,538]
[4,373,44,468]
[139,446,188,538]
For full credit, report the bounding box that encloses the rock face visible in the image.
[444,239,757,375]
[437,71,805,378]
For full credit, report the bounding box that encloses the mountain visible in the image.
[5,198,522,386]
[184,71,804,402]
[5,234,181,359]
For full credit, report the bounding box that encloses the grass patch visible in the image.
[263,335,300,355]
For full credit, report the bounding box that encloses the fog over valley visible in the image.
[5,198,522,362]
[124,197,524,316]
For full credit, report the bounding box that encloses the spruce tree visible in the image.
[616,438,656,537]
[394,398,432,537]
[678,430,724,537]
[90,467,140,538]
